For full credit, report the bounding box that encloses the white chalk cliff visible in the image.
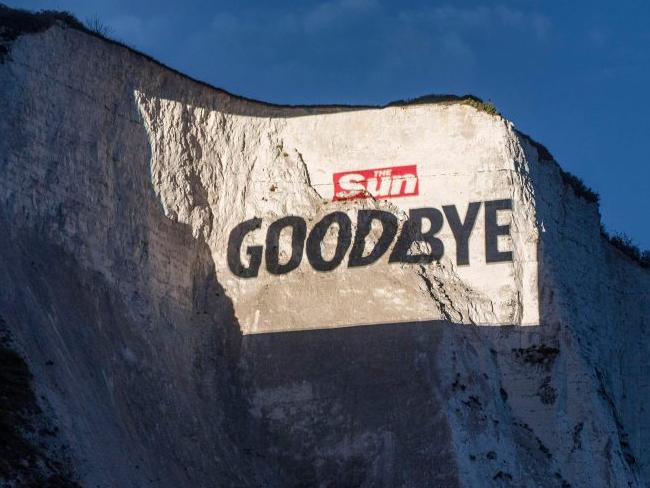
[0,9,648,487]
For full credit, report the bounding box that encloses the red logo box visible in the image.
[333,164,419,201]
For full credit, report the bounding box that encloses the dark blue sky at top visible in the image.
[11,0,650,248]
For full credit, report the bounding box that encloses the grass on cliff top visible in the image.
[386,94,499,115]
[0,3,118,61]
[0,3,117,61]
[0,4,84,42]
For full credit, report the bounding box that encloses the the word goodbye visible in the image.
[227,199,513,278]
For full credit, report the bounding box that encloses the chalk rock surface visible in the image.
[0,10,648,487]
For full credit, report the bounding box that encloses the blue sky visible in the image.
[11,0,650,248]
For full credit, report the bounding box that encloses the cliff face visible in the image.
[0,12,648,487]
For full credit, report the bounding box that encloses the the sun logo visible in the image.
[333,164,419,201]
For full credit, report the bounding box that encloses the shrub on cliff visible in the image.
[386,94,500,116]
[560,170,600,204]
[0,4,83,43]
[601,227,650,268]
[0,5,114,53]
[84,15,111,38]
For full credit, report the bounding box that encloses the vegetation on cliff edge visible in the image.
[386,94,499,115]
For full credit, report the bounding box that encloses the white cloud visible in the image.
[393,4,551,62]
[303,0,379,30]
[530,14,551,40]
[209,0,379,38]
[398,4,550,38]
[108,14,171,49]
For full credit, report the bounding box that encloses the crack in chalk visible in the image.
[417,264,463,322]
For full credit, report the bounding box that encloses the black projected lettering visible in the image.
[389,208,444,264]
[443,202,482,266]
[265,216,307,275]
[307,212,353,272]
[227,198,517,277]
[485,199,514,263]
[227,218,263,278]
[348,210,398,267]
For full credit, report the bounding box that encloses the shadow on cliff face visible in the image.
[0,209,273,486]
[0,319,80,487]
[239,321,459,487]
[238,318,569,488]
